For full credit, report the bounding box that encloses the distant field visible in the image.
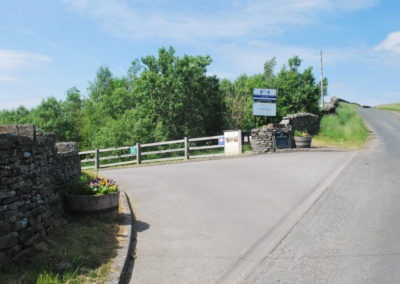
[313,102,368,149]
[375,103,400,113]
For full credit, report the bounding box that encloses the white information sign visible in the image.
[253,102,276,116]
[224,130,242,156]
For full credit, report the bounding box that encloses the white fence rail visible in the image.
[79,135,224,170]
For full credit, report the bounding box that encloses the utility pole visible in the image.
[320,50,324,109]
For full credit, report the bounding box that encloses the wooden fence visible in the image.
[79,135,224,170]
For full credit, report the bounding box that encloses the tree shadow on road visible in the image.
[135,220,150,232]
[120,193,150,283]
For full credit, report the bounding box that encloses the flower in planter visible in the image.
[67,173,118,195]
[89,177,118,195]
[294,129,311,137]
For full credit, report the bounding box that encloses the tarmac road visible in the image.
[103,146,355,283]
[244,108,400,283]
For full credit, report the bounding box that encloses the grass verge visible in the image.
[313,102,369,149]
[375,103,400,113]
[0,217,119,284]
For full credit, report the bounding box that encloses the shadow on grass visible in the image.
[0,215,122,284]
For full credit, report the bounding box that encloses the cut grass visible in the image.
[375,103,400,113]
[0,217,120,284]
[314,103,369,149]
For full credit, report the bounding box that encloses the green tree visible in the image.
[0,106,31,124]
[132,46,222,140]
[221,73,271,130]
[275,56,321,118]
[62,87,83,141]
[82,67,131,148]
[1,49,326,151]
[263,57,277,83]
[79,47,222,149]
[221,56,323,130]
[30,97,69,140]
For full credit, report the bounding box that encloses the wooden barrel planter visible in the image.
[294,136,312,148]
[65,191,120,220]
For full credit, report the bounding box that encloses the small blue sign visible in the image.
[130,146,137,155]
[218,136,225,146]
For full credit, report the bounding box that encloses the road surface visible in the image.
[103,146,355,283]
[244,108,400,283]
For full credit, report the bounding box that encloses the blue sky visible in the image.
[1,0,399,110]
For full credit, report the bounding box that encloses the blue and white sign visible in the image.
[253,88,277,116]
[130,146,137,155]
[253,88,276,103]
[218,136,225,146]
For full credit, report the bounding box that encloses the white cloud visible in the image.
[375,31,400,54]
[0,75,19,82]
[0,97,43,110]
[64,0,378,43]
[335,0,378,11]
[206,41,325,80]
[0,49,50,70]
[0,49,50,82]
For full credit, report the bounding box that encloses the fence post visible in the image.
[136,143,141,164]
[94,148,100,169]
[184,137,189,160]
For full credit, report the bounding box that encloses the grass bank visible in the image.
[314,103,369,149]
[0,217,119,284]
[375,103,400,113]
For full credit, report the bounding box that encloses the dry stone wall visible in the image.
[0,125,80,268]
[251,112,320,152]
[251,125,293,153]
[280,112,320,135]
[323,96,339,114]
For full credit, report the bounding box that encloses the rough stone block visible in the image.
[1,196,20,206]
[0,189,16,199]
[55,142,78,153]
[11,180,27,190]
[16,125,36,140]
[6,244,22,258]
[18,226,37,243]
[0,210,18,221]
[16,135,34,146]
[0,252,10,268]
[0,221,11,234]
[0,134,17,150]
[24,234,40,247]
[7,200,26,210]
[0,125,18,135]
[0,232,18,249]
[13,218,29,231]
[44,134,56,146]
